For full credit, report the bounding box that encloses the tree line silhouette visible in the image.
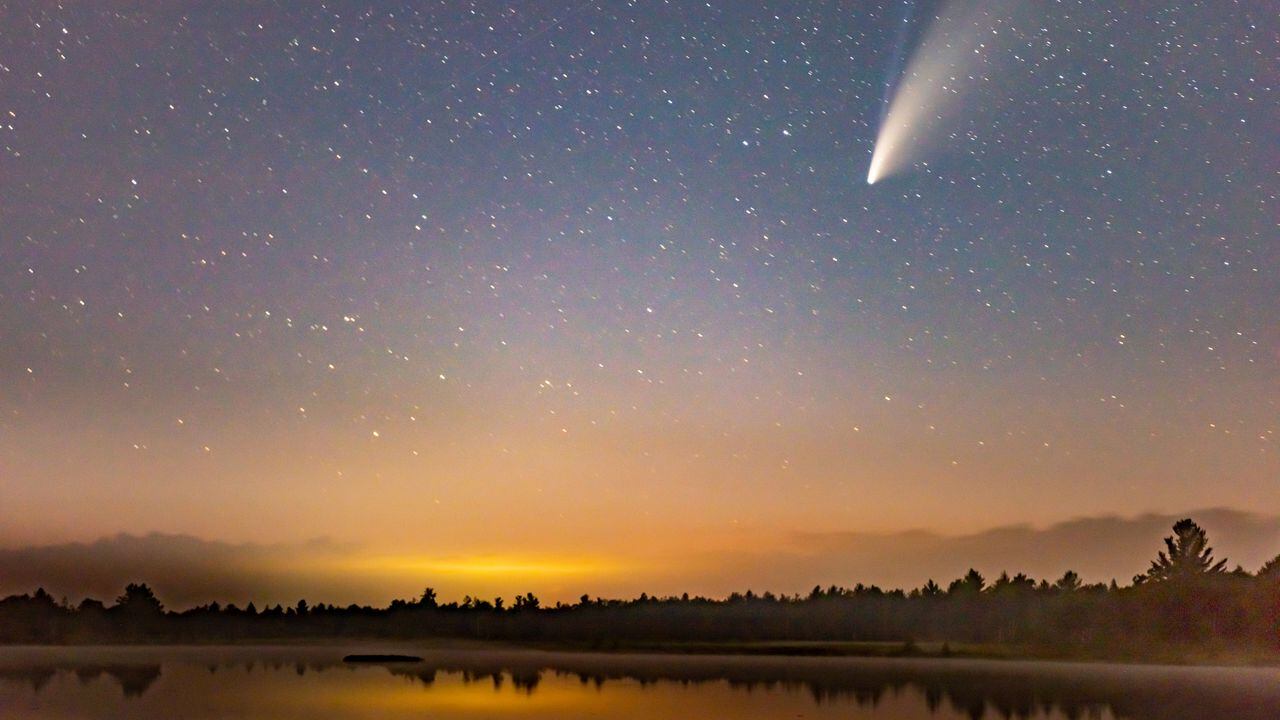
[3,519,1278,660]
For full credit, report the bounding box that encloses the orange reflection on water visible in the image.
[288,668,951,720]
[301,670,608,717]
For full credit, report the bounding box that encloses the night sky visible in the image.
[1,1,1276,602]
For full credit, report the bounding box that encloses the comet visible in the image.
[867,0,1017,184]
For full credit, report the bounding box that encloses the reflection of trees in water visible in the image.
[0,664,161,697]
[0,666,56,693]
[370,658,1280,720]
[3,654,1278,719]
[366,657,1277,719]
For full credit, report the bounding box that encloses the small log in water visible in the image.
[342,654,423,663]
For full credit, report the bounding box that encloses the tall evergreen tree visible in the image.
[1145,519,1228,582]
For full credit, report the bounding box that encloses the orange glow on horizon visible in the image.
[349,554,624,580]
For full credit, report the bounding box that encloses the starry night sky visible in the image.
[1,1,1276,600]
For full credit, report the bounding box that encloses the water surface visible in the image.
[1,645,1276,719]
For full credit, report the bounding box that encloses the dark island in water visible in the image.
[2,519,1278,665]
[343,653,424,663]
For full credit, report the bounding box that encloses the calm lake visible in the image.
[1,645,1277,719]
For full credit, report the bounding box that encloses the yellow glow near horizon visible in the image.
[352,554,621,579]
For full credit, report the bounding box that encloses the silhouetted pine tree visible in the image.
[1145,519,1228,582]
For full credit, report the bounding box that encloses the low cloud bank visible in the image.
[733,508,1280,592]
[0,534,354,609]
